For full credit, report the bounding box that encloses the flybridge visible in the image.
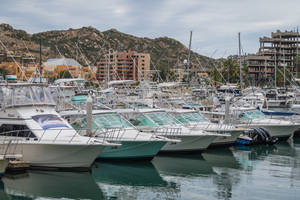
[0,83,56,107]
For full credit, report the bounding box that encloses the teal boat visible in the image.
[68,110,172,160]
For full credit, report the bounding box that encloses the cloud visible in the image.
[1,0,300,58]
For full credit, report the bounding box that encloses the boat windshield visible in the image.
[75,114,132,130]
[93,114,132,129]
[239,110,266,120]
[144,112,179,126]
[175,112,209,124]
[1,85,56,107]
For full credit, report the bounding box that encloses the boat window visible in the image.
[32,114,69,130]
[3,86,56,107]
[73,114,132,130]
[145,112,179,126]
[176,112,209,124]
[0,124,36,138]
[239,110,265,120]
[131,114,157,127]
[93,114,132,129]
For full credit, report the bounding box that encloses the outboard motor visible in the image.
[248,128,278,145]
[237,128,278,146]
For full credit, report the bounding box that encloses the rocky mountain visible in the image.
[0,23,215,73]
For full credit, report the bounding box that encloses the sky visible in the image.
[1,0,300,58]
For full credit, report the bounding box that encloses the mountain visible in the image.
[0,23,215,72]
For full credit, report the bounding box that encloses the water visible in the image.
[1,139,300,200]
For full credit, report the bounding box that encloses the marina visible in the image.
[2,1,300,198]
[0,139,298,199]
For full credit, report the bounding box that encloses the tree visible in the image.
[57,70,73,79]
[0,68,9,77]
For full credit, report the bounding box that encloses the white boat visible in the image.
[61,110,173,160]
[0,83,114,169]
[118,108,225,153]
[168,109,244,146]
[232,107,299,139]
[0,139,23,176]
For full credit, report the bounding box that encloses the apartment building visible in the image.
[96,50,150,83]
[246,30,300,86]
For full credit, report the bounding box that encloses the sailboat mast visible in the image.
[187,31,192,83]
[39,39,42,83]
[238,32,243,88]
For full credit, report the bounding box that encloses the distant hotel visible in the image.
[246,30,300,86]
[96,50,150,83]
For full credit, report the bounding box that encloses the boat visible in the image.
[61,110,173,160]
[118,108,226,153]
[232,106,300,140]
[167,109,244,147]
[0,83,114,170]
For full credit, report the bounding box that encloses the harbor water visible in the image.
[1,139,300,200]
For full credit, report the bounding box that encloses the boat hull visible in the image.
[160,135,216,153]
[0,159,9,176]
[260,125,298,139]
[1,142,104,169]
[98,141,166,160]
[210,130,242,147]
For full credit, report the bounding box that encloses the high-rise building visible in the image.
[246,30,300,86]
[96,50,150,83]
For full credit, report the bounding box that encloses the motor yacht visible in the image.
[61,110,174,160]
[167,109,244,146]
[0,83,113,169]
[118,108,227,153]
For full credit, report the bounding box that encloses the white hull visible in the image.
[210,130,242,146]
[0,159,9,176]
[160,135,216,152]
[259,125,298,139]
[1,142,104,168]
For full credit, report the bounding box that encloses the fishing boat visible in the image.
[232,106,299,140]
[0,83,114,170]
[167,109,244,146]
[61,110,174,160]
[118,108,227,153]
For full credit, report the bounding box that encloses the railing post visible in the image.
[69,132,77,143]
[53,129,62,142]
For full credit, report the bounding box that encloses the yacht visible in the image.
[232,106,299,140]
[118,108,227,153]
[61,110,174,160]
[0,83,114,169]
[167,109,244,146]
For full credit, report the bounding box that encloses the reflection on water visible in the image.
[1,170,103,200]
[152,154,215,176]
[93,161,179,199]
[0,140,299,200]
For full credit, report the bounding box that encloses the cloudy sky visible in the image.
[1,0,300,58]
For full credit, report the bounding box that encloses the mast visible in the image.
[187,31,192,83]
[238,32,243,88]
[39,39,42,83]
[274,49,277,87]
[283,50,286,88]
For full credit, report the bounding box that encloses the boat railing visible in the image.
[151,127,182,137]
[0,138,22,158]
[92,127,127,141]
[0,129,96,144]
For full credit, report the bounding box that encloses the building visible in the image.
[96,50,150,83]
[43,58,82,78]
[247,30,300,86]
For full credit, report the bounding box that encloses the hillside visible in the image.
[0,23,215,72]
